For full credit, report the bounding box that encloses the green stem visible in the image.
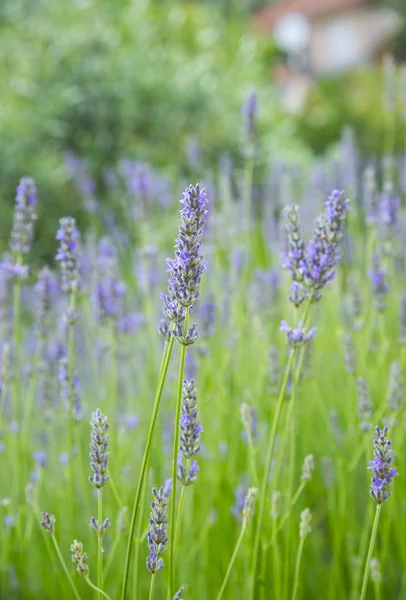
[133,454,151,600]
[242,152,254,235]
[174,484,187,555]
[251,295,313,598]
[217,525,247,600]
[50,535,82,600]
[291,537,306,600]
[149,574,156,600]
[246,431,259,487]
[283,347,305,600]
[121,337,174,600]
[98,489,103,599]
[67,291,77,525]
[168,309,190,598]
[21,338,43,442]
[85,577,112,600]
[359,504,382,600]
[251,348,296,599]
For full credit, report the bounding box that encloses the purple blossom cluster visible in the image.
[284,190,350,306]
[161,184,208,346]
[10,177,37,255]
[94,237,127,328]
[241,91,258,148]
[58,357,81,420]
[146,487,168,574]
[368,426,398,504]
[280,321,316,349]
[35,267,57,339]
[88,408,109,489]
[369,250,388,312]
[177,380,203,486]
[55,217,81,293]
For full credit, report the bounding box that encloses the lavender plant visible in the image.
[360,427,398,600]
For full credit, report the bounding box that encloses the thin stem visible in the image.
[121,337,174,600]
[21,338,43,443]
[149,574,156,600]
[67,291,77,525]
[169,308,190,598]
[251,295,313,598]
[217,525,247,600]
[251,348,296,599]
[133,454,151,600]
[98,489,103,599]
[242,152,254,235]
[50,536,82,600]
[246,430,259,487]
[359,504,382,600]
[291,537,305,600]
[85,577,112,600]
[174,484,187,555]
[283,347,305,600]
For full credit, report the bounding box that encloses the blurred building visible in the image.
[254,0,400,74]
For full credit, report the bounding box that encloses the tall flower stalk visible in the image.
[121,184,208,600]
[174,380,203,552]
[291,509,312,600]
[217,487,257,600]
[161,184,208,597]
[55,216,80,515]
[251,190,350,598]
[40,513,82,600]
[89,409,110,600]
[8,178,37,438]
[360,426,398,600]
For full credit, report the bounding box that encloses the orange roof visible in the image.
[253,0,367,30]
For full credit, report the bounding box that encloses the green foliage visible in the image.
[296,65,406,156]
[0,0,298,261]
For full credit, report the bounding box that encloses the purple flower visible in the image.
[33,451,47,468]
[369,250,388,312]
[125,414,138,430]
[161,184,208,346]
[177,380,202,487]
[55,217,80,293]
[356,377,373,432]
[1,258,29,282]
[280,320,316,348]
[242,91,258,146]
[10,177,37,255]
[88,408,109,489]
[379,181,400,250]
[146,487,168,574]
[283,190,350,306]
[35,267,57,338]
[368,426,398,504]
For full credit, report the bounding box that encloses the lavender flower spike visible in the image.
[161,184,208,345]
[368,426,398,504]
[283,205,305,285]
[369,250,388,312]
[10,177,37,255]
[71,540,90,578]
[146,487,168,574]
[177,380,203,486]
[55,217,80,293]
[242,487,258,526]
[304,190,350,301]
[280,320,316,349]
[88,409,109,489]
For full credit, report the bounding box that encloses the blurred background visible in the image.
[1,0,405,261]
